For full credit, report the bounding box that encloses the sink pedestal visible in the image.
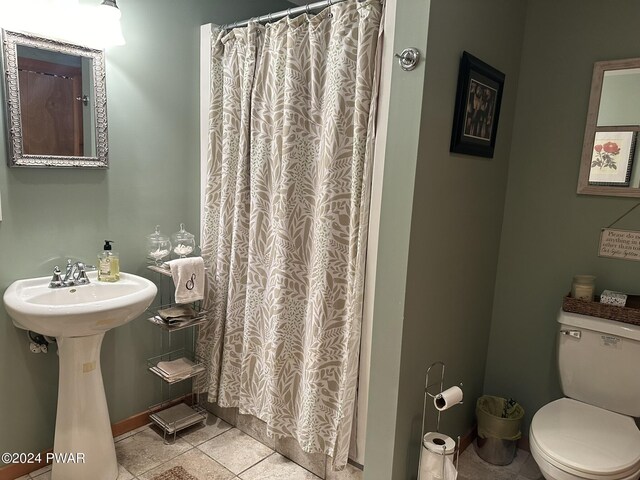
[52,333,118,480]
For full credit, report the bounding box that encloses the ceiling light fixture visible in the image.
[98,0,125,46]
[100,0,120,15]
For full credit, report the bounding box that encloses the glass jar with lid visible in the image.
[571,275,596,301]
[147,225,172,265]
[171,223,196,258]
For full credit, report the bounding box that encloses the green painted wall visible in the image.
[364,1,529,477]
[362,0,431,477]
[485,0,640,434]
[392,1,526,478]
[0,0,290,460]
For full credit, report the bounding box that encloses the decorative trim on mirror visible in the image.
[1,30,109,168]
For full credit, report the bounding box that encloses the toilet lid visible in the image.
[531,398,640,477]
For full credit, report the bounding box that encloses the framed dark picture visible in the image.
[450,51,505,158]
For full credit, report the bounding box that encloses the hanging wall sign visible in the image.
[599,228,640,261]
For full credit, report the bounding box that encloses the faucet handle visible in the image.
[49,266,64,288]
[75,269,90,285]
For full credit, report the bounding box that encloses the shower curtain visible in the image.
[198,0,382,468]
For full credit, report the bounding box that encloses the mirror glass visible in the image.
[1,30,108,168]
[578,58,640,196]
[598,68,640,127]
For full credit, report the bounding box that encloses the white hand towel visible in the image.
[167,257,204,304]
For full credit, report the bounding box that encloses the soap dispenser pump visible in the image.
[98,240,120,282]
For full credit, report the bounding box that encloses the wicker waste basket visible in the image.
[475,395,524,466]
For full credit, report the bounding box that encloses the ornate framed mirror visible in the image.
[578,58,640,197]
[1,30,108,168]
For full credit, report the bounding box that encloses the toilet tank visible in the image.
[558,310,640,417]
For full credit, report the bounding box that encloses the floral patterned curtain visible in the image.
[198,0,382,468]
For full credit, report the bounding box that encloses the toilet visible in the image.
[530,311,640,480]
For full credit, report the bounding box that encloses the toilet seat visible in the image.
[530,398,640,479]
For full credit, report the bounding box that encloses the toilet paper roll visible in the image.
[434,386,463,411]
[419,450,457,480]
[419,433,457,480]
[423,432,456,455]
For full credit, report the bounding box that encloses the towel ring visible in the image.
[267,12,273,23]
[306,4,311,14]
[286,8,292,17]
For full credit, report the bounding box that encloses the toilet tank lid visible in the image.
[558,310,640,341]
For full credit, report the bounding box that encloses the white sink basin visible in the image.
[3,271,157,480]
[4,271,157,337]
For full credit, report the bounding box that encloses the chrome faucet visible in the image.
[49,259,96,288]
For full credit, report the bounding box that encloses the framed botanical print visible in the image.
[588,130,637,186]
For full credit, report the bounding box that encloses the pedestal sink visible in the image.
[3,271,157,480]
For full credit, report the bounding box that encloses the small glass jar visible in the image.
[571,275,596,301]
[171,223,196,258]
[146,225,171,265]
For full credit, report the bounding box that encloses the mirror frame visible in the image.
[1,29,108,168]
[578,58,640,197]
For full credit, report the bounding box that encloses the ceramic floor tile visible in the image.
[30,470,51,480]
[179,413,233,446]
[137,447,235,480]
[114,424,152,443]
[115,426,192,476]
[239,452,320,480]
[27,459,132,479]
[518,454,543,480]
[325,462,363,480]
[457,445,518,480]
[117,463,135,480]
[449,444,544,480]
[28,465,51,477]
[197,428,273,474]
[457,475,473,480]
[29,464,52,479]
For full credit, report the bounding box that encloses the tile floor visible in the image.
[15,414,544,480]
[458,443,543,480]
[17,413,362,480]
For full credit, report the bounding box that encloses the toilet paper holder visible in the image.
[418,361,463,479]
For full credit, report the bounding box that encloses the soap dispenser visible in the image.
[98,240,120,282]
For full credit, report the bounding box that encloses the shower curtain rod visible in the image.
[221,0,363,30]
